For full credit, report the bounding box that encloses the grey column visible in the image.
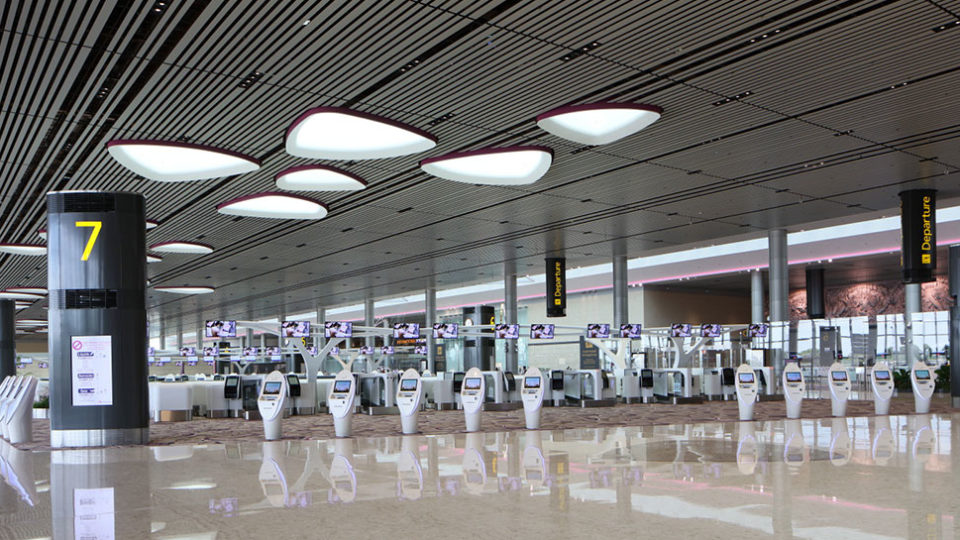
[425,287,436,373]
[949,246,960,407]
[0,300,14,379]
[364,298,375,349]
[751,270,765,324]
[316,305,326,348]
[768,229,788,378]
[905,282,922,364]
[158,318,165,350]
[504,260,518,373]
[613,254,628,328]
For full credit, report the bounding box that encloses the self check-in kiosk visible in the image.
[329,369,357,437]
[224,375,242,417]
[257,371,288,441]
[871,361,894,415]
[735,364,757,421]
[782,363,804,419]
[4,377,36,444]
[0,377,25,440]
[396,368,422,435]
[550,370,565,406]
[910,361,935,414]
[828,362,851,417]
[461,367,485,432]
[521,367,545,429]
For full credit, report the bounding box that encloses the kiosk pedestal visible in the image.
[910,361,935,414]
[782,363,805,419]
[870,362,894,415]
[521,367,545,429]
[734,364,758,421]
[461,367,485,433]
[329,370,356,438]
[396,369,422,435]
[257,371,288,441]
[827,362,850,417]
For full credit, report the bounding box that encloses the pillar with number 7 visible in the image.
[47,191,148,447]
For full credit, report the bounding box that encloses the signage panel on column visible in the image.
[546,257,566,317]
[900,189,936,283]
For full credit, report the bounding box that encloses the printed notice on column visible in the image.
[71,335,113,406]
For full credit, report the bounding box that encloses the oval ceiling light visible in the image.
[154,286,215,295]
[275,165,367,192]
[149,241,214,255]
[216,192,328,220]
[106,140,261,182]
[6,287,47,295]
[420,146,553,186]
[38,229,46,240]
[285,107,437,160]
[146,219,160,229]
[146,253,163,263]
[0,244,46,256]
[536,103,662,145]
[0,291,44,300]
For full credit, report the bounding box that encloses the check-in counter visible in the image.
[148,382,193,422]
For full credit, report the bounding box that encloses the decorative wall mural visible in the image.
[789,275,949,320]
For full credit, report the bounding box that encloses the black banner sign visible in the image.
[900,189,937,283]
[546,257,566,317]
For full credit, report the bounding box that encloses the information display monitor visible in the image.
[620,324,642,338]
[786,372,802,382]
[586,324,611,338]
[281,321,310,338]
[529,324,554,339]
[324,322,352,338]
[831,371,848,381]
[263,381,282,395]
[400,378,418,392]
[242,347,259,357]
[433,323,459,339]
[874,370,891,381]
[333,380,352,393]
[464,377,482,390]
[524,376,541,389]
[738,372,755,384]
[179,347,196,357]
[916,369,931,380]
[205,320,237,338]
[749,323,768,338]
[494,324,520,339]
[393,323,420,339]
[381,346,395,355]
[700,323,722,338]
[414,345,427,355]
[670,323,692,338]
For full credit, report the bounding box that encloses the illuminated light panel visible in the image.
[154,286,215,295]
[146,219,160,229]
[0,291,44,300]
[106,140,260,182]
[5,287,47,295]
[0,244,46,256]
[37,229,47,240]
[14,319,45,325]
[285,107,437,160]
[275,165,367,192]
[536,102,662,145]
[149,241,214,255]
[146,253,163,263]
[216,192,328,220]
[420,146,553,186]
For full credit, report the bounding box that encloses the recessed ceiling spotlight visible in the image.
[216,192,328,219]
[106,140,260,182]
[285,107,437,160]
[536,103,662,145]
[149,241,214,255]
[275,165,367,192]
[420,146,553,185]
[0,291,44,300]
[146,253,163,263]
[0,244,46,256]
[5,287,47,295]
[153,286,215,295]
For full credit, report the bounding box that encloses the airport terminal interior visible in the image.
[2,0,960,538]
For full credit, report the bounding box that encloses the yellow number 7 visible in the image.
[75,221,102,261]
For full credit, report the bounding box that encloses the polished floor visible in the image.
[0,413,957,539]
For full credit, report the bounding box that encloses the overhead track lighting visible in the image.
[285,107,437,160]
[106,140,260,182]
[420,147,553,186]
[536,103,662,145]
[216,192,328,220]
[275,165,367,192]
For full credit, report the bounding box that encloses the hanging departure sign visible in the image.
[900,189,937,283]
[545,257,566,317]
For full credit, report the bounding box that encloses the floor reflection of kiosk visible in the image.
[461,367,485,432]
[735,364,758,421]
[522,431,546,489]
[872,416,896,465]
[257,371,288,441]
[4,377,36,444]
[396,369,422,435]
[783,419,807,467]
[329,440,357,503]
[736,423,758,475]
[462,432,487,494]
[829,418,852,466]
[397,437,423,500]
[828,362,850,417]
[521,367,545,429]
[871,361,894,415]
[910,361,935,414]
[782,363,804,419]
[329,370,357,437]
[259,441,289,507]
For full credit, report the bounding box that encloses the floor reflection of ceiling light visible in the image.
[275,165,367,191]
[149,241,214,255]
[106,140,260,182]
[0,244,46,256]
[216,192,328,219]
[286,107,437,160]
[536,103,662,145]
[420,147,553,185]
[153,286,215,295]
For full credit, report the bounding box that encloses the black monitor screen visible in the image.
[464,377,481,390]
[916,370,931,380]
[874,370,891,381]
[433,323,459,339]
[700,324,722,338]
[831,371,848,381]
[738,373,755,384]
[225,377,239,388]
[400,378,418,391]
[263,381,282,395]
[333,380,352,393]
[286,374,300,387]
[620,324,642,338]
[586,324,611,338]
[786,372,802,382]
[670,323,692,337]
[393,323,420,339]
[324,321,352,338]
[530,324,555,339]
[524,376,541,389]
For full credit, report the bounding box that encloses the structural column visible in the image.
[805,267,826,319]
[905,282,922,364]
[750,270,764,324]
[316,305,326,348]
[768,229,788,378]
[504,260,518,373]
[364,298,375,349]
[950,245,960,407]
[0,300,14,379]
[424,287,436,373]
[613,254,628,328]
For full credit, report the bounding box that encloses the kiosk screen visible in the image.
[831,371,848,381]
[400,378,418,391]
[464,377,482,390]
[333,380,352,393]
[874,370,891,381]
[324,321,353,338]
[224,377,239,398]
[620,324,642,338]
[738,373,755,384]
[785,372,802,383]
[433,323,459,338]
[263,381,282,395]
[524,376,541,389]
[393,323,420,339]
[916,370,931,380]
[530,324,555,339]
[586,324,611,338]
